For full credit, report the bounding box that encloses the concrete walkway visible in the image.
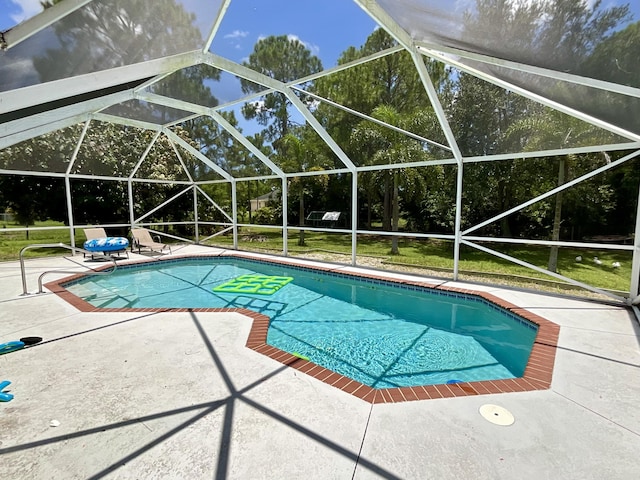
[1,245,639,479]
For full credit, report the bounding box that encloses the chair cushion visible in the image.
[83,237,129,252]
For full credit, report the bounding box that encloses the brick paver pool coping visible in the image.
[45,251,559,403]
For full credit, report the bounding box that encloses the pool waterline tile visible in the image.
[44,251,559,403]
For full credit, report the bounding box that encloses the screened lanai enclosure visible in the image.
[1,0,639,306]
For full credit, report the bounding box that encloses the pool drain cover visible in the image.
[479,404,514,426]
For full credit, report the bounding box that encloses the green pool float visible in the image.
[213,274,293,295]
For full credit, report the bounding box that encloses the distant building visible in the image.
[250,190,280,212]
[1,211,15,223]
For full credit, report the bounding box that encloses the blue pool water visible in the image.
[65,257,537,388]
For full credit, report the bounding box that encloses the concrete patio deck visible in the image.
[1,244,639,479]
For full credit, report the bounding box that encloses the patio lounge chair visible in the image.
[82,227,129,259]
[131,228,171,255]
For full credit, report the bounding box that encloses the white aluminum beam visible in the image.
[134,185,192,224]
[65,119,91,175]
[231,179,238,249]
[411,50,467,280]
[136,91,210,116]
[209,110,285,177]
[282,177,288,255]
[64,175,76,249]
[193,186,199,243]
[163,128,233,182]
[630,184,640,301]
[140,89,286,183]
[291,87,451,152]
[201,52,285,91]
[201,52,385,175]
[0,168,192,184]
[92,113,163,132]
[284,88,356,172]
[203,0,233,53]
[218,175,280,183]
[210,47,404,112]
[235,223,283,230]
[464,142,640,164]
[1,0,93,50]
[129,131,162,180]
[422,48,640,143]
[357,229,454,240]
[464,149,640,235]
[463,236,634,251]
[462,239,626,302]
[195,186,233,222]
[354,0,414,49]
[1,50,202,114]
[287,45,405,87]
[200,226,233,243]
[287,168,352,178]
[167,136,195,183]
[0,114,89,150]
[415,43,640,100]
[357,159,457,171]
[1,90,134,141]
[352,172,358,265]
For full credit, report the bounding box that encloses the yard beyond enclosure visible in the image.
[0,221,632,297]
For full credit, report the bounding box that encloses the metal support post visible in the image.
[282,177,289,256]
[64,175,75,251]
[352,172,358,265]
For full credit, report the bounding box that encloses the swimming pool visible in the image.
[62,256,539,389]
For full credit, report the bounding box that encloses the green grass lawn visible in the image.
[0,221,75,260]
[204,227,633,293]
[2,222,632,293]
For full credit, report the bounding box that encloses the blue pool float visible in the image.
[0,341,25,355]
[0,380,13,402]
[83,237,129,254]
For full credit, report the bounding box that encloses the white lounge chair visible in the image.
[131,228,171,255]
[83,227,108,240]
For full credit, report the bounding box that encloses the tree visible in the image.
[461,0,630,72]
[36,0,204,82]
[453,0,633,245]
[351,106,436,254]
[314,29,448,233]
[278,131,329,246]
[506,109,620,271]
[0,124,81,237]
[240,35,323,143]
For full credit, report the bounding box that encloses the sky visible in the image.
[0,0,379,135]
[2,0,639,136]
[0,0,379,66]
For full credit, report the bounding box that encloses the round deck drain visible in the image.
[479,404,514,426]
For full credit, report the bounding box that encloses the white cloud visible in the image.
[287,34,320,56]
[224,30,249,39]
[253,34,321,57]
[9,0,44,24]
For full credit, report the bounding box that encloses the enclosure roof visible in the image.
[1,0,640,154]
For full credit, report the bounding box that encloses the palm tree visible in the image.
[278,132,328,246]
[350,105,434,254]
[506,109,621,272]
